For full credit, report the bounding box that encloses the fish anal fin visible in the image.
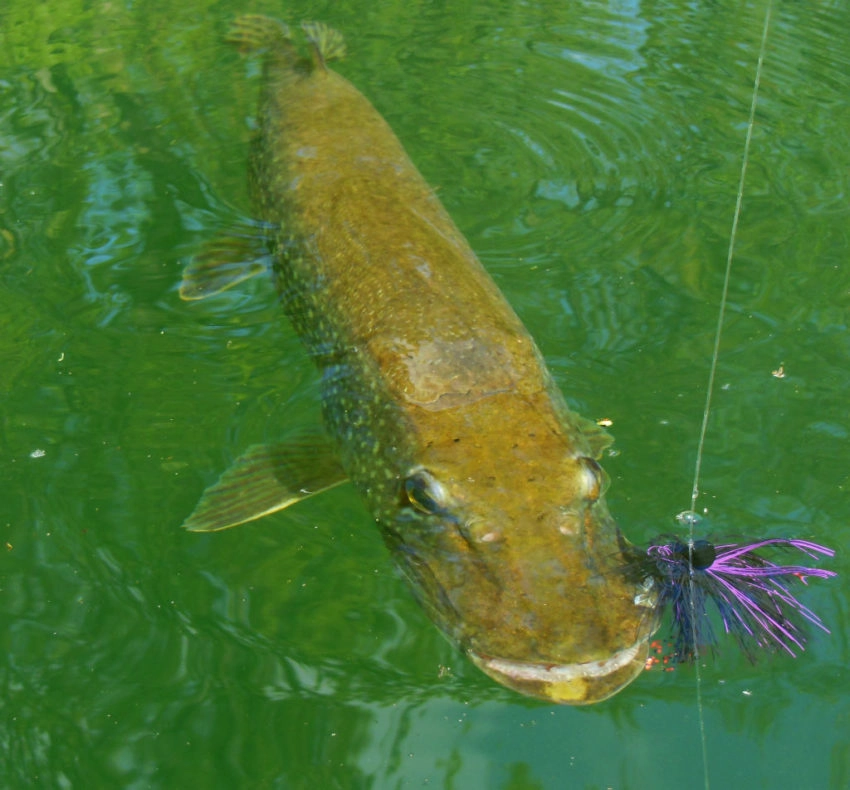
[301,21,346,70]
[179,226,273,301]
[182,435,349,532]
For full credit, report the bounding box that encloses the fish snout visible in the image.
[468,634,650,705]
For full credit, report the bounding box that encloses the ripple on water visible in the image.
[463,0,848,353]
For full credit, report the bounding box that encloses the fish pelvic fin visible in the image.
[301,21,346,70]
[182,430,349,532]
[225,14,295,58]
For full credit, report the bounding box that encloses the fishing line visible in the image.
[685,1,774,787]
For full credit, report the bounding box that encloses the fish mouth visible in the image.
[469,638,649,705]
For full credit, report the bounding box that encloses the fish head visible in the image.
[384,415,657,705]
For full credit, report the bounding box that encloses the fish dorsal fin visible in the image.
[301,21,346,70]
[182,429,349,532]
[179,224,273,300]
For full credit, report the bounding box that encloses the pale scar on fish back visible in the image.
[370,336,524,409]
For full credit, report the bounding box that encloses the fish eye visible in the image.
[403,469,447,515]
[576,456,606,502]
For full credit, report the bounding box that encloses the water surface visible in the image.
[1,0,848,787]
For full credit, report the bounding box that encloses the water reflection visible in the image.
[0,0,848,787]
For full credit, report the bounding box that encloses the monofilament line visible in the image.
[686,2,774,789]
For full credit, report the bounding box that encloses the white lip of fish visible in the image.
[472,640,643,684]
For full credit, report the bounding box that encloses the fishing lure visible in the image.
[633,514,836,663]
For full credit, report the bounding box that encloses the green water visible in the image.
[1,0,848,787]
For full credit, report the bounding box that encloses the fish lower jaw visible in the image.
[469,639,648,705]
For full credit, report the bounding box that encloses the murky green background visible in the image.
[2,0,847,787]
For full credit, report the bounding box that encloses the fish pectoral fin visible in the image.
[179,225,274,301]
[575,414,614,459]
[182,437,348,532]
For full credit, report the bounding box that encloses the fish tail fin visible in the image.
[225,14,295,58]
[301,21,347,70]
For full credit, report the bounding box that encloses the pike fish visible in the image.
[181,15,656,704]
